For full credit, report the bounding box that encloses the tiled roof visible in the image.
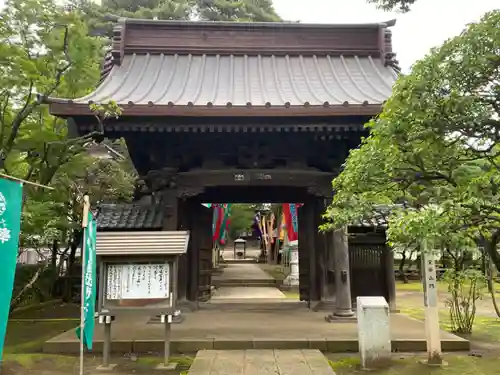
[52,53,396,108]
[97,204,164,230]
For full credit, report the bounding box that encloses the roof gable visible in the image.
[46,18,399,118]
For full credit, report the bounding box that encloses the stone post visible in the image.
[357,296,391,370]
[284,242,299,286]
[333,226,354,317]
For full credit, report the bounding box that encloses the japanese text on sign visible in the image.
[106,263,170,300]
[423,254,438,307]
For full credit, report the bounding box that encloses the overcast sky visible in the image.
[0,0,497,72]
[273,0,499,72]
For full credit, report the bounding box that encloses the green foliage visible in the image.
[196,0,281,22]
[72,0,282,37]
[442,269,487,334]
[12,264,57,307]
[0,0,136,305]
[366,0,417,12]
[322,11,500,268]
[228,204,255,240]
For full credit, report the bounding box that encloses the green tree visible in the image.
[322,10,500,328]
[0,0,103,170]
[0,0,137,307]
[366,0,417,12]
[196,0,281,22]
[73,0,281,38]
[322,10,500,264]
[228,204,257,240]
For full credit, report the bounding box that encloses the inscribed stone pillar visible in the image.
[333,226,354,317]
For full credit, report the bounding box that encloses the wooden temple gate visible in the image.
[47,17,399,313]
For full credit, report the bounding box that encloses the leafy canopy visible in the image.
[323,10,500,257]
[366,0,417,12]
[72,0,282,37]
[0,0,136,249]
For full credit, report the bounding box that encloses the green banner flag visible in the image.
[75,212,97,350]
[0,178,23,361]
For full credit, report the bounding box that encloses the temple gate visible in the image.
[47,18,399,313]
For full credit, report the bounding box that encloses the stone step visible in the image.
[212,279,277,287]
[187,349,335,375]
[223,259,257,264]
[200,299,307,311]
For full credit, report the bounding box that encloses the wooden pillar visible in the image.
[176,199,189,305]
[332,226,354,317]
[321,231,336,305]
[384,245,397,312]
[298,205,309,302]
[313,197,334,307]
[187,199,200,303]
[305,196,320,307]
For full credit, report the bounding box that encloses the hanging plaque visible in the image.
[105,263,170,300]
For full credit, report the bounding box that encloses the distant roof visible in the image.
[97,203,164,230]
[47,17,399,118]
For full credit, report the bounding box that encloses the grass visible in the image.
[396,280,448,292]
[4,320,78,353]
[258,263,290,281]
[2,301,195,374]
[282,290,300,299]
[397,285,500,346]
[396,280,500,296]
[328,355,500,374]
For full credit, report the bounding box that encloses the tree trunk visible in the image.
[399,250,408,283]
[63,229,83,302]
[10,264,47,313]
[484,231,500,273]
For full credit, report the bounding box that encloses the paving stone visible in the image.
[213,263,273,281]
[212,286,285,299]
[187,350,335,375]
[242,350,278,375]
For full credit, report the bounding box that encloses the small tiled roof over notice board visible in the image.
[97,204,164,230]
[46,18,399,118]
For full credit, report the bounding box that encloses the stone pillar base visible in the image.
[325,313,357,322]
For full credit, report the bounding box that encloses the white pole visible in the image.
[422,241,443,365]
[80,195,90,375]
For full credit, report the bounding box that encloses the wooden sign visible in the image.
[423,253,438,307]
[106,263,170,300]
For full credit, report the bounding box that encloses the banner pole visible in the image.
[79,195,90,375]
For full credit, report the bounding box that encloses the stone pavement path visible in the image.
[212,262,286,300]
[215,262,273,281]
[212,286,286,299]
[188,349,335,375]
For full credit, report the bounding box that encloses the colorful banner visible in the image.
[283,203,299,242]
[0,178,23,361]
[76,212,97,350]
[212,204,224,243]
[218,204,231,243]
[252,212,262,238]
[279,212,285,240]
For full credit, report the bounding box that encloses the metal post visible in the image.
[96,315,117,371]
[155,314,177,370]
[103,321,111,368]
[164,316,171,364]
[79,195,90,375]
